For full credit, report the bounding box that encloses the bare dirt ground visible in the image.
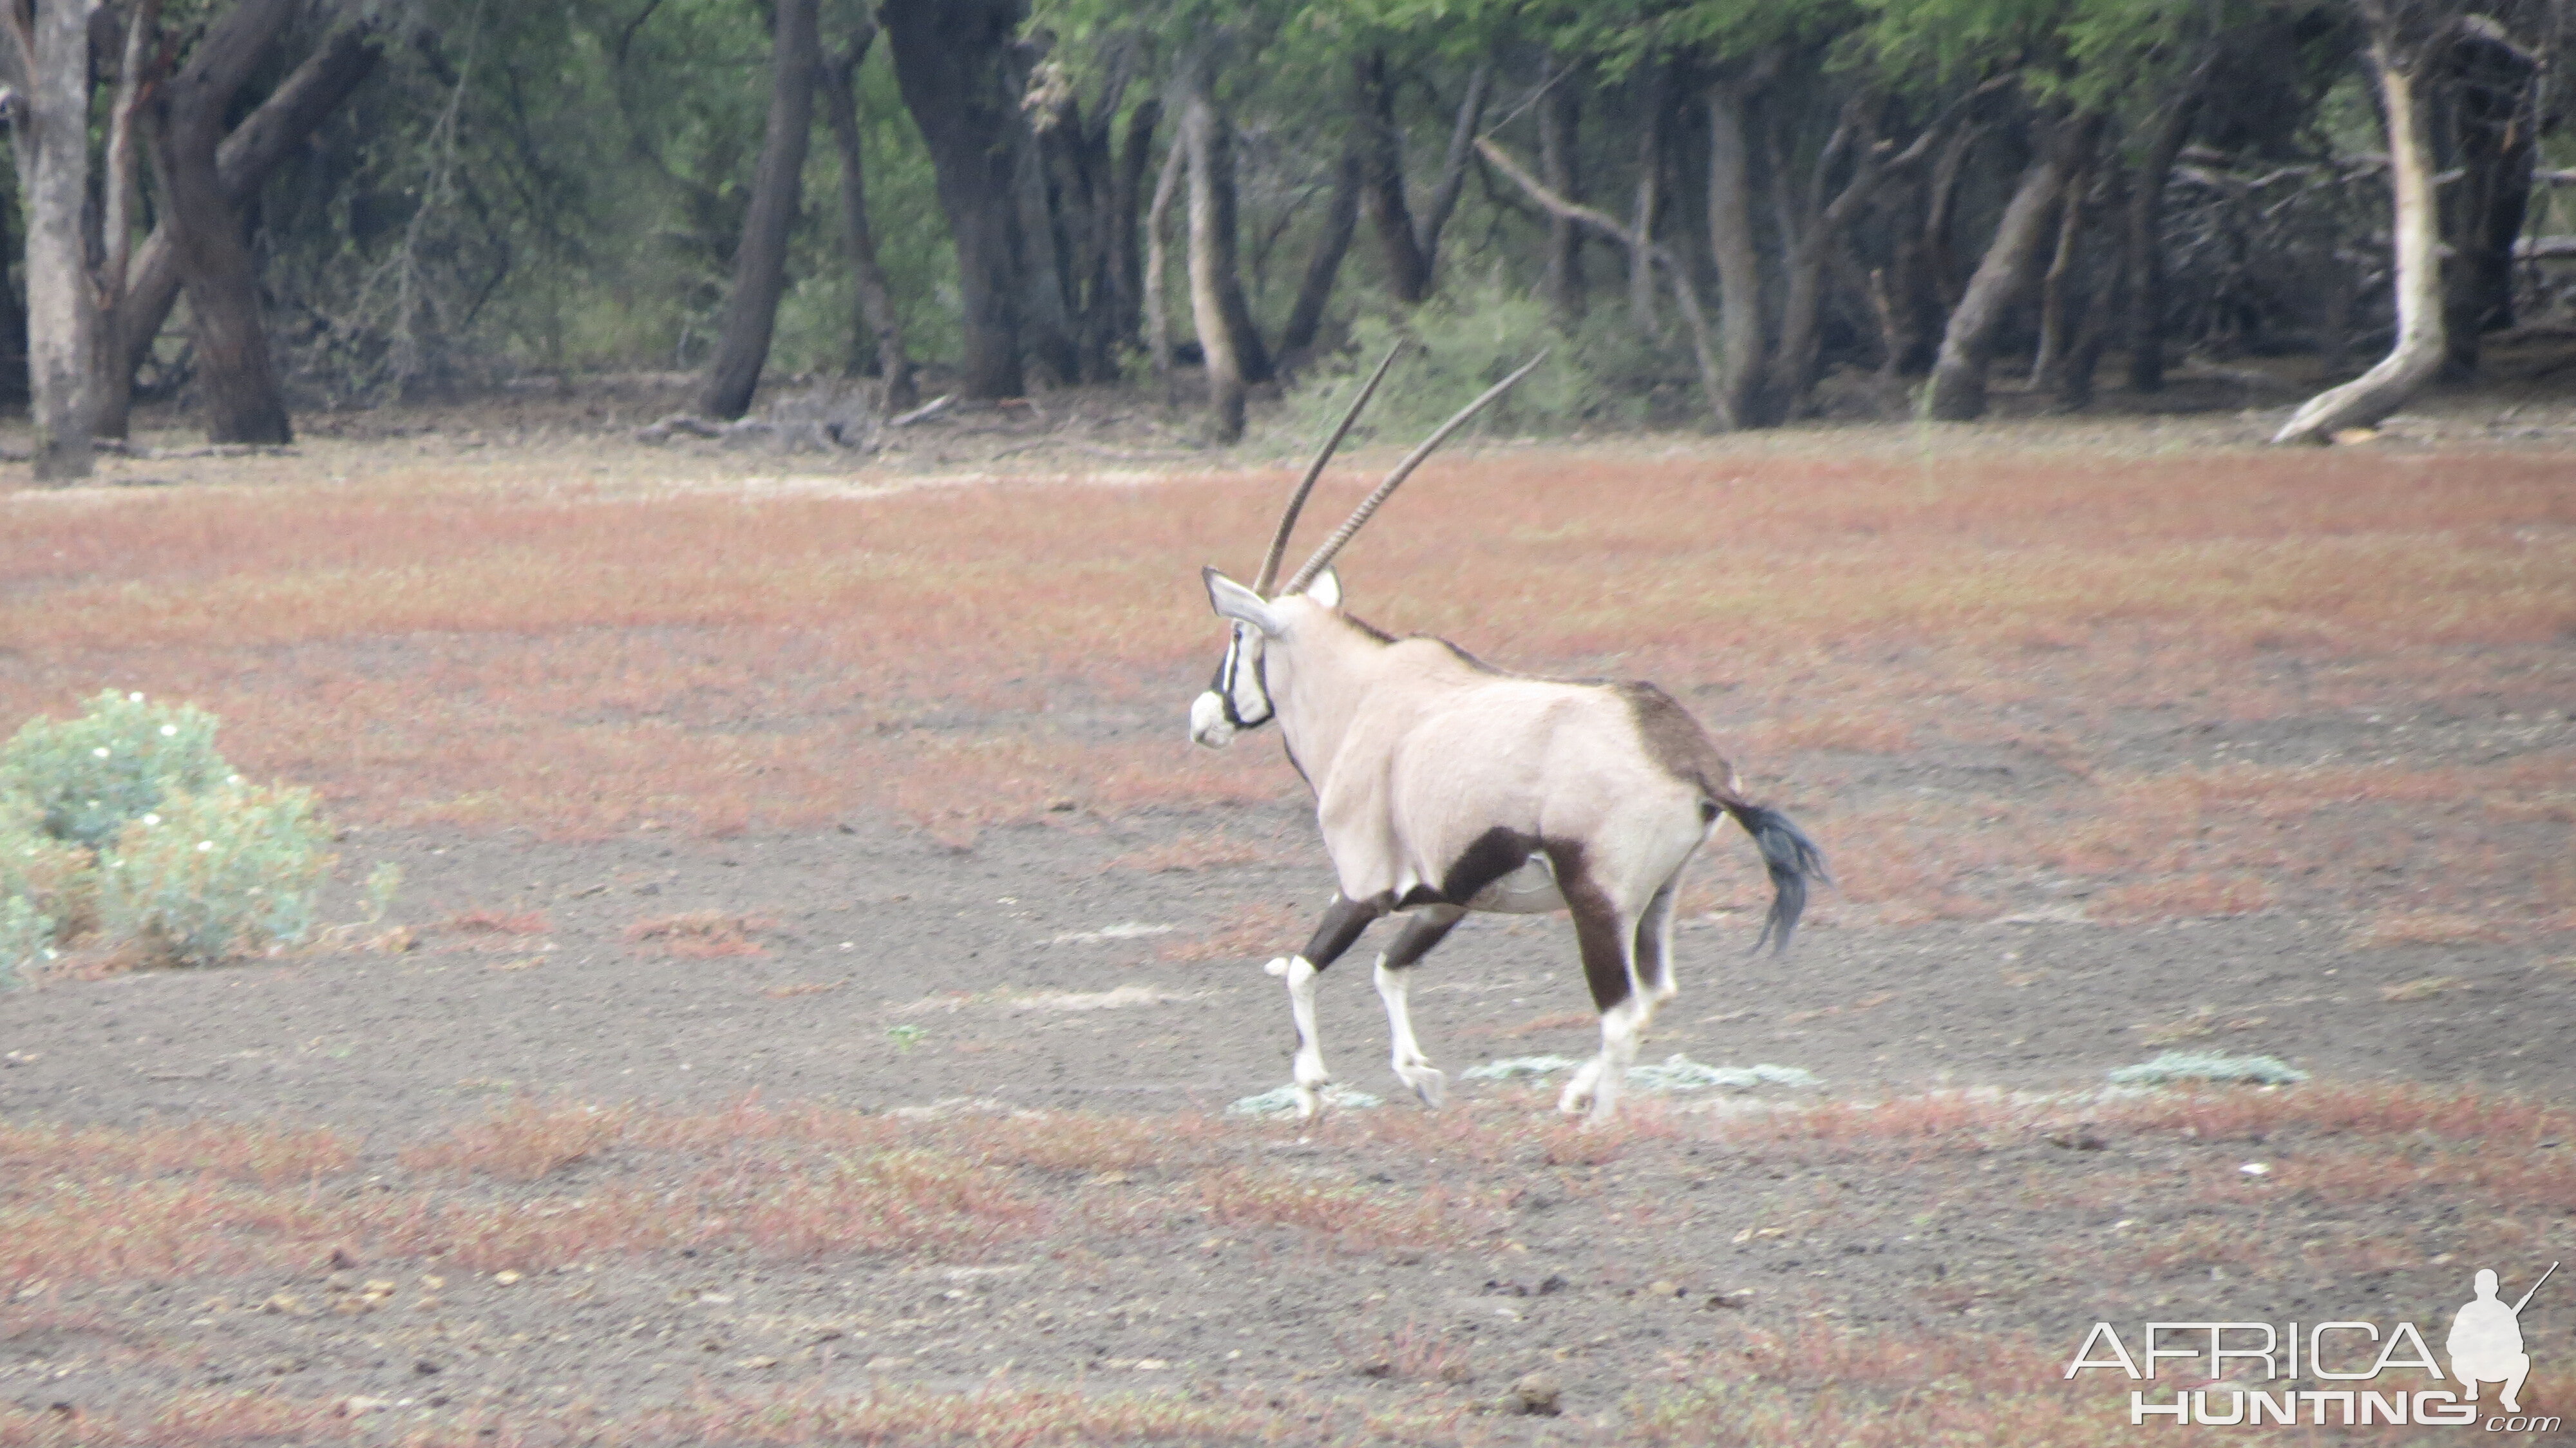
[3,378,2575,1445]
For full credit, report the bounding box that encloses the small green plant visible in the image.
[98,785,330,967]
[363,862,404,924]
[2,691,230,849]
[1,894,48,990]
[886,1023,926,1052]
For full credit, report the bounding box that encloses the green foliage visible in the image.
[98,785,332,969]
[1,691,230,850]
[0,895,45,991]
[1266,274,1656,451]
[364,862,404,925]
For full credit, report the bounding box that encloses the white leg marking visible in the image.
[1564,994,1653,1125]
[1278,955,1330,1118]
[1373,955,1446,1109]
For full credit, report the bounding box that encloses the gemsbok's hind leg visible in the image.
[1635,873,1685,1005]
[1549,849,1645,1123]
[1374,906,1464,1108]
[1264,893,1384,1118]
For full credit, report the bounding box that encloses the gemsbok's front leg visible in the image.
[1263,893,1384,1118]
[1373,906,1463,1108]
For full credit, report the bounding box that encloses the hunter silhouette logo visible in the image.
[2451,1263,2553,1415]
[2065,1260,2560,1430]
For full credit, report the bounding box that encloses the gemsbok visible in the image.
[1189,350,1829,1122]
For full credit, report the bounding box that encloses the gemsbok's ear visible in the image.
[1204,567,1287,638]
[1303,568,1341,610]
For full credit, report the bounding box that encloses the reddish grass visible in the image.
[2349,911,2508,949]
[623,910,774,957]
[0,1118,357,1186]
[1192,1166,1489,1251]
[1158,903,1306,964]
[439,908,551,935]
[0,1393,358,1447]
[399,1099,632,1180]
[6,449,2568,852]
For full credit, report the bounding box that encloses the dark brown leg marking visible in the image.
[1381,910,1463,971]
[1298,894,1385,973]
[1546,843,1633,1013]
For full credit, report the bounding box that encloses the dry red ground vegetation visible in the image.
[5,426,2572,1443]
[5,443,2568,934]
[3,1081,2566,1442]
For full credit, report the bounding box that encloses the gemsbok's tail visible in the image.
[1721,803,1832,954]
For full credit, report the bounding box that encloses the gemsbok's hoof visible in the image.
[1401,1065,1447,1110]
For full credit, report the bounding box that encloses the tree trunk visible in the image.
[1106,98,1158,356]
[2029,156,2090,392]
[883,0,1027,399]
[1279,151,1361,358]
[1011,100,1082,387]
[1925,110,2097,423]
[1538,55,1584,327]
[1410,57,1491,291]
[2272,46,2445,444]
[819,25,913,411]
[2057,164,2126,410]
[1704,73,1766,430]
[1354,48,1432,305]
[2124,82,2200,393]
[1181,48,1265,441]
[115,23,379,384]
[0,190,28,406]
[89,0,160,442]
[16,0,99,478]
[696,0,820,420]
[2439,21,2537,374]
[153,0,302,445]
[1628,62,1673,336]
[1144,136,1182,392]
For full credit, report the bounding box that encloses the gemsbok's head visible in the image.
[1189,347,1544,750]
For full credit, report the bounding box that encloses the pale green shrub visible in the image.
[2,691,231,849]
[98,785,330,967]
[0,895,46,990]
[1265,273,1671,452]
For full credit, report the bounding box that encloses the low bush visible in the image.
[1,691,230,849]
[1266,273,1671,452]
[1,693,331,973]
[99,786,330,967]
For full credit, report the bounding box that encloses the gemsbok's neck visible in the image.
[1271,617,1394,793]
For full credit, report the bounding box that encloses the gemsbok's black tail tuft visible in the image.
[1724,803,1832,955]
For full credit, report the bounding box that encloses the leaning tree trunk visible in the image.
[2273,44,2446,444]
[696,0,820,420]
[1106,99,1159,356]
[1279,151,1361,358]
[1925,110,2098,422]
[2125,82,2201,394]
[2029,152,2092,395]
[884,0,1027,399]
[116,23,379,385]
[152,0,304,445]
[820,26,914,411]
[16,0,100,479]
[1180,47,1265,442]
[89,0,161,443]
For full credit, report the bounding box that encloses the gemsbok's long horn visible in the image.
[1253,343,1405,597]
[1283,350,1548,596]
